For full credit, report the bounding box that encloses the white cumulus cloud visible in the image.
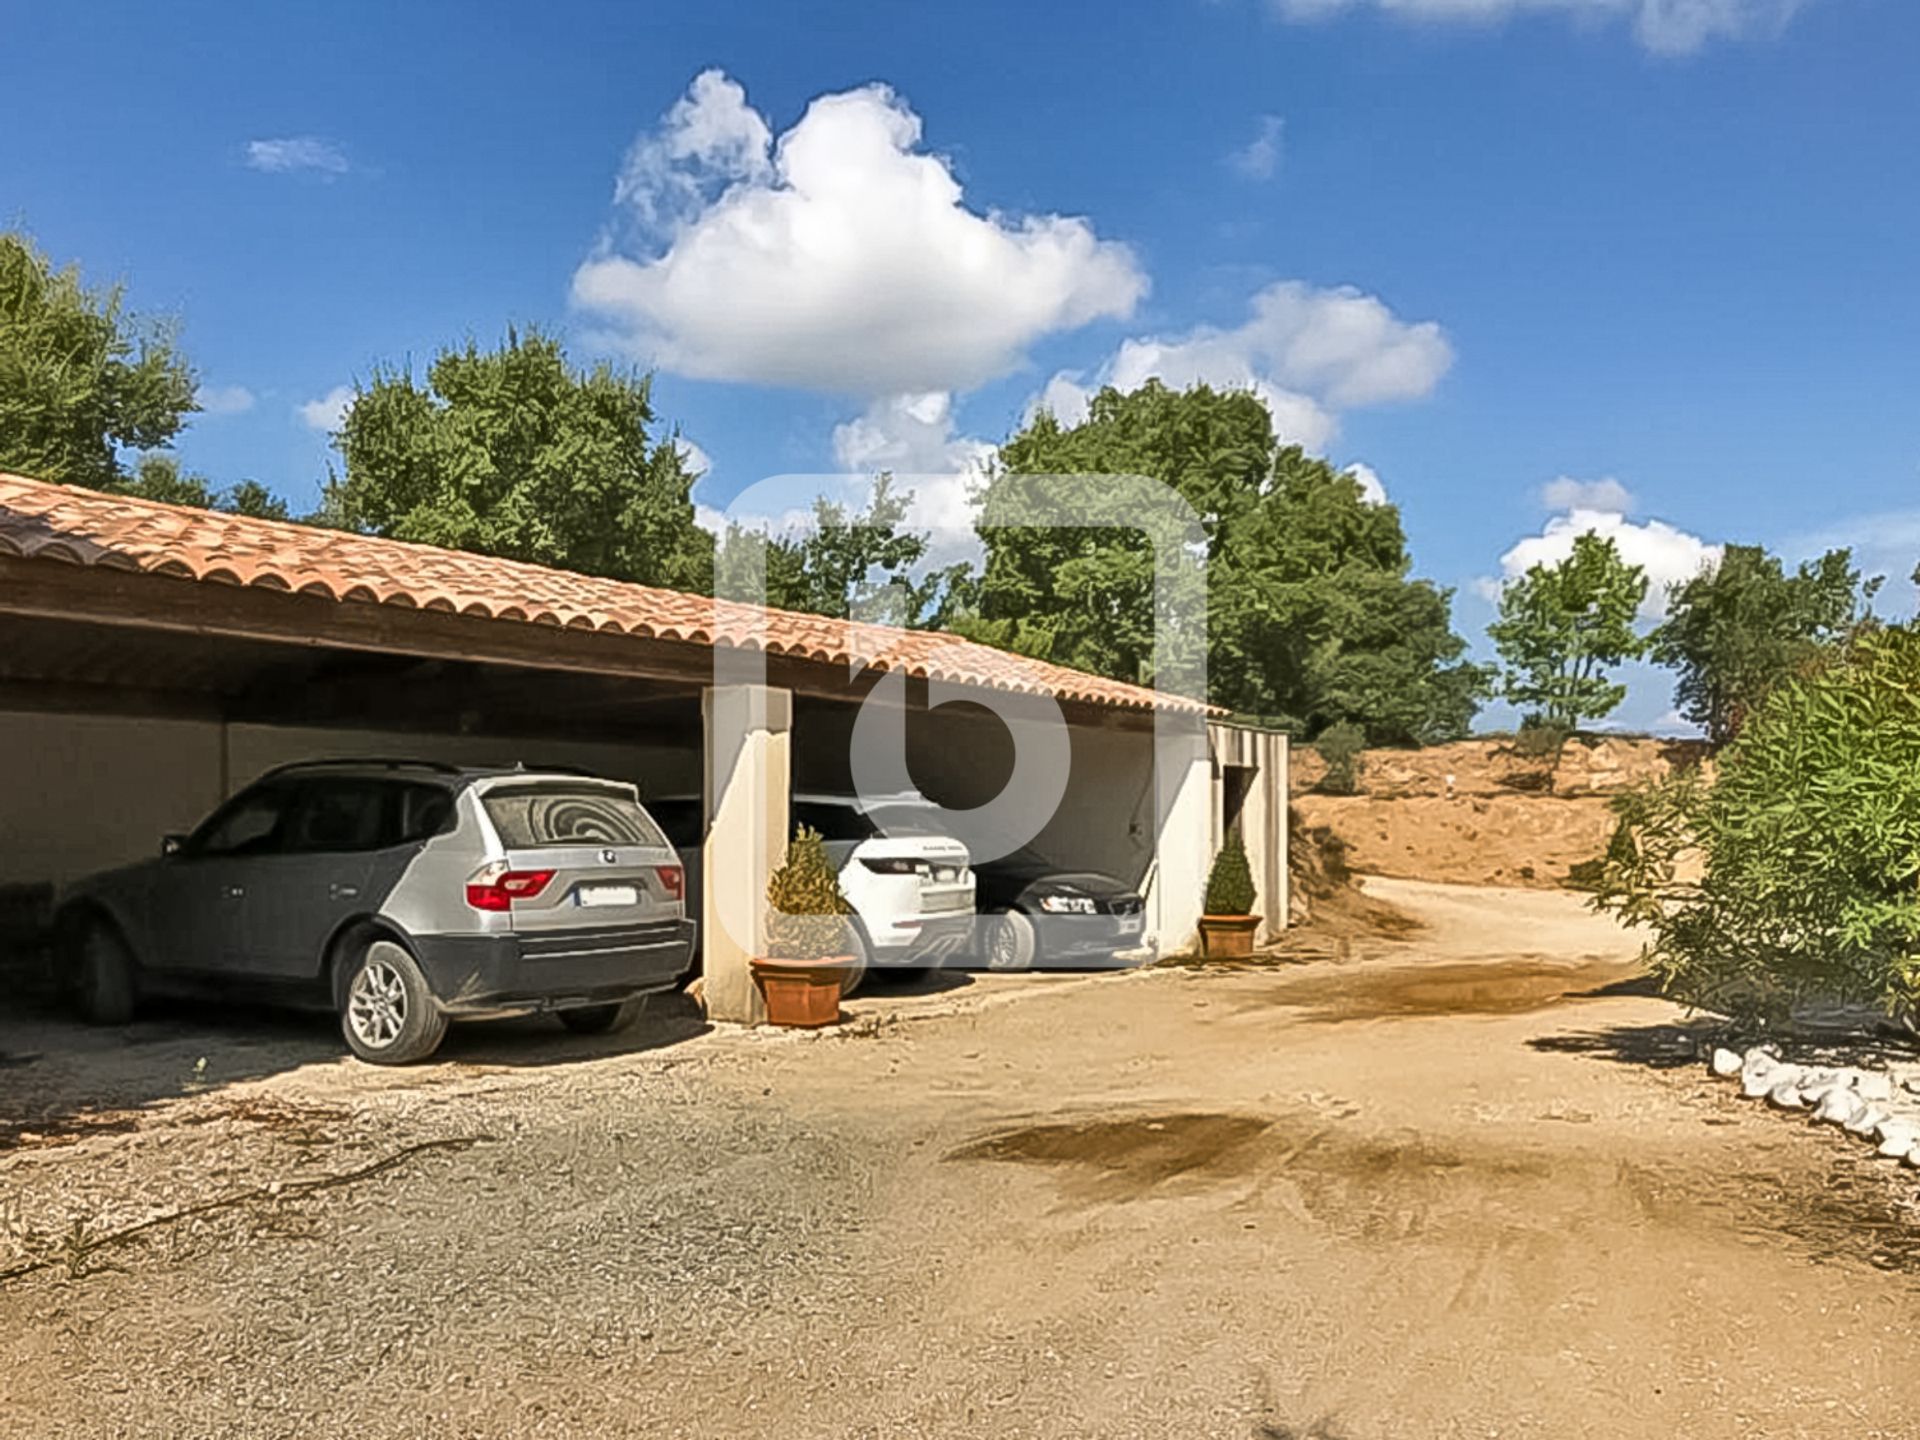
[246,137,350,175]
[573,70,1147,395]
[831,392,996,565]
[196,384,255,416]
[1539,475,1634,513]
[1226,115,1285,180]
[297,385,353,432]
[1493,505,1721,620]
[1266,0,1808,54]
[1029,279,1452,451]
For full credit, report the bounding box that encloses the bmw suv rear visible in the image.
[55,761,696,1063]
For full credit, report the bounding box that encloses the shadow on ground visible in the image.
[0,990,712,1152]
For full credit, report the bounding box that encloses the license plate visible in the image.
[576,884,639,908]
[922,889,971,913]
[1119,915,1143,935]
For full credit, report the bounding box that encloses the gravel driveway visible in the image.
[5,882,1920,1438]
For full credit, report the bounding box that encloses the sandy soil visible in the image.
[5,880,1920,1438]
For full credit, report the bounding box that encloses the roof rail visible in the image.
[259,758,465,780]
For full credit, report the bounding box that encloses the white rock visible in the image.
[1744,1060,1797,1098]
[1710,1047,1744,1078]
[1769,1078,1809,1110]
[1904,1144,1920,1170]
[1877,1125,1916,1160]
[1855,1072,1895,1103]
[1813,1088,1865,1126]
[1845,1104,1888,1138]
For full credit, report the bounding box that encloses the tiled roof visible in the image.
[0,473,1209,715]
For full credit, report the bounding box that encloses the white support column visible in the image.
[1151,716,1213,957]
[701,683,792,1025]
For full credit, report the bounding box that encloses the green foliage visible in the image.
[324,326,711,591]
[110,454,290,520]
[717,474,965,627]
[764,825,856,962]
[1313,720,1368,796]
[1203,833,1258,916]
[1488,532,1648,729]
[1510,717,1572,760]
[0,231,198,489]
[963,381,1487,741]
[1649,544,1875,746]
[1593,625,1920,1024]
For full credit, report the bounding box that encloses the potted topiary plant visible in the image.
[1197,833,1261,959]
[751,823,857,1027]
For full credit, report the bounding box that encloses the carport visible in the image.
[0,472,1286,1023]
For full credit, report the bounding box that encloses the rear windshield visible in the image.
[482,784,666,849]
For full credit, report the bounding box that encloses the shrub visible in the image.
[764,825,855,962]
[1313,721,1368,796]
[1510,718,1572,760]
[1593,625,1920,1025]
[1204,833,1258,916]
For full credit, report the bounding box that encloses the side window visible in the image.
[394,784,456,845]
[189,785,294,858]
[283,780,389,855]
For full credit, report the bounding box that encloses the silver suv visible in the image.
[54,761,696,1064]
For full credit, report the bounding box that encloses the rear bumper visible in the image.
[411,920,697,1017]
[873,912,974,963]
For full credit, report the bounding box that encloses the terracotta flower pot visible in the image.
[1197,914,1261,959]
[750,956,848,1028]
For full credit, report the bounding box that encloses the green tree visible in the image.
[1594,625,1920,1024]
[323,327,711,591]
[111,454,291,520]
[1649,544,1875,746]
[717,474,965,627]
[962,381,1486,741]
[0,231,199,489]
[1488,532,1647,729]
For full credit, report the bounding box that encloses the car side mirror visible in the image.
[161,834,186,857]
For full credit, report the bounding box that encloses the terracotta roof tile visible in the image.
[0,473,1211,715]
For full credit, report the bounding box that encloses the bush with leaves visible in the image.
[1313,720,1368,796]
[1593,625,1920,1025]
[764,825,856,962]
[1203,833,1258,917]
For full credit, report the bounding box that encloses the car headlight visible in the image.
[1038,894,1098,915]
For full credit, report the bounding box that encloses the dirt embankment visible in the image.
[1291,735,1710,890]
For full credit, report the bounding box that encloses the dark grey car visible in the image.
[54,760,696,1063]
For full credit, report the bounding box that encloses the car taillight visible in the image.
[860,856,928,876]
[464,863,556,912]
[654,864,685,900]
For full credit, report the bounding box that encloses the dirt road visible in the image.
[5,879,1919,1438]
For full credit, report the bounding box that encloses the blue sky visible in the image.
[5,0,1917,729]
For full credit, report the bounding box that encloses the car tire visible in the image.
[558,997,647,1035]
[75,921,137,1025]
[986,908,1038,972]
[340,940,448,1065]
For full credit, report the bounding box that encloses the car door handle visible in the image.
[330,883,361,901]
[223,885,246,900]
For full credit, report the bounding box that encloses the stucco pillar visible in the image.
[1151,716,1213,957]
[701,682,792,1025]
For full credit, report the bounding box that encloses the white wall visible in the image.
[0,710,225,887]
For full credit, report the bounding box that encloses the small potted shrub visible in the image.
[1198,833,1261,959]
[751,824,856,1028]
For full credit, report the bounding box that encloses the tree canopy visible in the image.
[1648,543,1875,746]
[0,231,199,490]
[1487,532,1648,729]
[323,327,712,592]
[110,454,291,521]
[955,381,1486,741]
[717,474,964,628]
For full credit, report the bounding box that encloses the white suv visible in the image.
[648,793,975,993]
[792,794,975,989]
